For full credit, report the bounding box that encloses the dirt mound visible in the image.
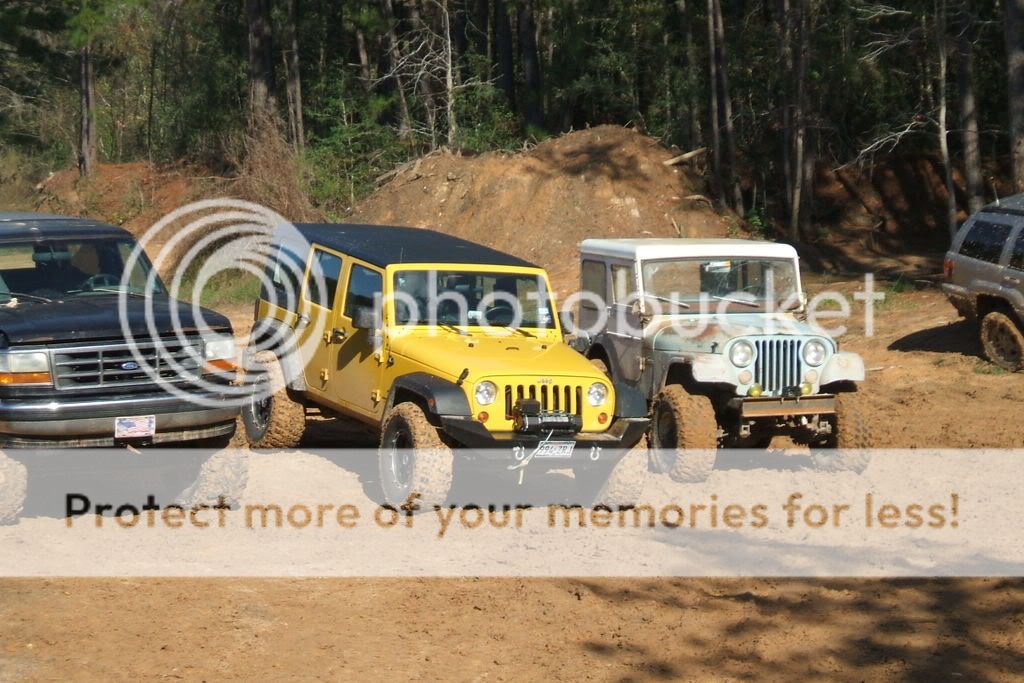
[350,125,732,292]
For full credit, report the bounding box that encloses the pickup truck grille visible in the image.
[50,337,205,390]
[753,339,803,394]
[503,383,584,418]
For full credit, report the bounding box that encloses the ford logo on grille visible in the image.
[120,361,140,371]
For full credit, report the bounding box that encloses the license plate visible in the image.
[534,441,576,459]
[114,415,156,439]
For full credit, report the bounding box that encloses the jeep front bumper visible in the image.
[735,394,836,418]
[437,415,649,459]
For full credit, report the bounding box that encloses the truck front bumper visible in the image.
[438,415,649,461]
[737,394,836,418]
[0,389,239,447]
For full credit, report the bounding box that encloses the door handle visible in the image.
[1005,276,1022,286]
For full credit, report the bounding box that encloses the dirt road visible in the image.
[2,283,1023,681]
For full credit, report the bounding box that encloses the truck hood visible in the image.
[389,332,601,383]
[650,313,827,354]
[0,294,232,345]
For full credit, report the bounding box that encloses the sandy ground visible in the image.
[2,284,1024,680]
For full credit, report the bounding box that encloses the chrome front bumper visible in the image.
[0,390,238,445]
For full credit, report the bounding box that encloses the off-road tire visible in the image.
[176,448,251,509]
[378,402,454,508]
[649,384,718,482]
[241,351,306,448]
[810,393,873,474]
[0,452,27,525]
[574,446,647,508]
[980,311,1024,372]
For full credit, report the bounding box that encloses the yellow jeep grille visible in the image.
[503,382,584,418]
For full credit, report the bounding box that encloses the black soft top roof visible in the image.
[295,223,536,268]
[0,212,131,240]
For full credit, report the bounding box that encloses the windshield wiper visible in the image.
[88,287,150,298]
[712,295,761,308]
[0,292,53,304]
[437,322,469,336]
[645,294,691,309]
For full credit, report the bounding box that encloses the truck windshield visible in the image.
[0,238,164,301]
[392,269,555,328]
[641,258,800,311]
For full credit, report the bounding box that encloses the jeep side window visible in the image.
[610,265,636,303]
[266,243,302,310]
[344,264,383,318]
[1010,230,1024,272]
[305,248,342,308]
[581,260,607,307]
[959,220,1013,264]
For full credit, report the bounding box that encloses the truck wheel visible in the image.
[649,385,718,483]
[0,452,27,525]
[574,446,647,508]
[241,351,306,448]
[810,393,873,473]
[175,448,250,509]
[378,402,454,508]
[980,311,1024,372]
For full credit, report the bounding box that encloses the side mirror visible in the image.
[558,311,575,333]
[351,306,378,330]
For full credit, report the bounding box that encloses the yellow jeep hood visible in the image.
[388,332,600,382]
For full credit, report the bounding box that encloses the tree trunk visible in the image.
[443,0,459,146]
[706,0,722,199]
[494,0,516,108]
[78,44,98,176]
[937,0,958,238]
[788,0,808,242]
[382,0,412,140]
[957,0,983,213]
[409,0,439,148]
[356,29,374,89]
[284,0,304,150]
[246,0,277,114]
[1006,0,1024,191]
[518,0,544,129]
[713,0,743,213]
[779,0,793,223]
[472,0,489,56]
[676,0,701,148]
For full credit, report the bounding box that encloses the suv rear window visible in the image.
[959,220,1013,264]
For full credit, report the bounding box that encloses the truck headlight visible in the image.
[587,382,608,407]
[0,350,51,385]
[802,340,827,367]
[475,380,497,406]
[204,337,237,372]
[729,340,755,367]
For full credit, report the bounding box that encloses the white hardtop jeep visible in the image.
[572,238,871,481]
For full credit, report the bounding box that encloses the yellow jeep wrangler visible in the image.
[240,224,649,507]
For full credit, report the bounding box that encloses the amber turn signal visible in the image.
[477,411,489,423]
[0,371,51,385]
[597,412,608,424]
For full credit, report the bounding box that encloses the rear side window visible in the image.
[1010,231,1024,272]
[581,260,606,307]
[305,248,343,308]
[959,220,1013,264]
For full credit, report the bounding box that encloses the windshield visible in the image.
[392,269,555,328]
[641,257,800,311]
[0,238,164,301]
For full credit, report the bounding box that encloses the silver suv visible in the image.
[943,196,1024,372]
[571,238,871,482]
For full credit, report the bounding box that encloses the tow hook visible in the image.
[589,446,601,461]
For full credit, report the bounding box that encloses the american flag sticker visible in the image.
[114,415,156,439]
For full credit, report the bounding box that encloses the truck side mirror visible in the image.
[352,306,378,330]
[558,311,575,333]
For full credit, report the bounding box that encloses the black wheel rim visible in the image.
[655,403,677,449]
[249,377,272,434]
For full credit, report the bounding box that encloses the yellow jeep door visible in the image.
[329,261,385,417]
[299,246,344,398]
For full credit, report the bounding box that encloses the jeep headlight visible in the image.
[587,382,608,407]
[475,380,497,406]
[729,340,755,367]
[802,339,827,367]
[0,350,51,385]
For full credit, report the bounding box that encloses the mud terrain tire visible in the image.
[574,446,647,508]
[810,393,873,473]
[649,385,718,482]
[241,351,306,448]
[0,452,27,525]
[378,402,454,508]
[980,311,1024,372]
[176,448,251,508]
